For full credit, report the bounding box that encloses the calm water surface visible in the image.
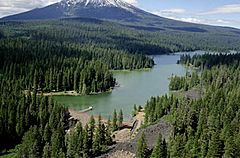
[54,51,204,119]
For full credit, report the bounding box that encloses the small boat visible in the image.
[89,106,93,110]
[80,106,93,112]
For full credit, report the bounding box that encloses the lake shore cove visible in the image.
[54,52,204,119]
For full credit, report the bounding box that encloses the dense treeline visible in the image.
[0,39,153,94]
[0,17,155,157]
[169,72,200,91]
[0,77,69,152]
[0,20,240,55]
[142,54,240,157]
[0,36,135,156]
[0,72,123,157]
[178,53,240,68]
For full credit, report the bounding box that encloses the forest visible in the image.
[140,53,240,157]
[1,20,240,55]
[0,39,153,95]
[1,17,240,158]
[0,77,124,157]
[0,18,154,157]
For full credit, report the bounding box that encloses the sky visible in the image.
[0,0,240,28]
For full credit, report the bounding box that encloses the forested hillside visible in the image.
[1,13,240,158]
[0,18,155,157]
[1,20,240,54]
[141,53,240,157]
[0,38,153,95]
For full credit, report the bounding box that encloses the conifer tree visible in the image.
[206,131,224,158]
[105,118,113,145]
[150,133,167,158]
[137,132,148,158]
[118,109,123,129]
[112,109,118,131]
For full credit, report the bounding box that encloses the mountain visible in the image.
[0,0,209,27]
[1,0,150,21]
[2,0,240,34]
[1,0,240,47]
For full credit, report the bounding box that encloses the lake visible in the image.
[54,51,204,119]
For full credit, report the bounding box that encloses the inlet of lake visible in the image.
[54,51,204,119]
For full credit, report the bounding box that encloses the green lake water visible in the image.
[54,51,203,119]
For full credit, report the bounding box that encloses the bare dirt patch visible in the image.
[100,113,173,158]
[69,109,108,126]
[113,112,145,143]
[184,88,204,100]
[106,150,136,158]
[114,128,132,143]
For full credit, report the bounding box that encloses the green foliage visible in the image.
[17,126,42,158]
[1,20,240,55]
[118,109,123,129]
[112,109,118,132]
[65,115,112,158]
[132,104,138,117]
[169,71,200,91]
[145,53,240,157]
[178,53,240,68]
[150,133,167,158]
[137,132,149,158]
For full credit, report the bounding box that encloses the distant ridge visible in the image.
[1,0,240,35]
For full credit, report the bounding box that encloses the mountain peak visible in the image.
[60,0,133,10]
[1,0,142,21]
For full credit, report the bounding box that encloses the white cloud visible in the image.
[151,8,239,28]
[201,4,240,15]
[0,0,138,17]
[152,8,186,18]
[0,0,59,17]
[178,17,202,23]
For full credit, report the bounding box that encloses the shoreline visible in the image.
[35,88,114,97]
[27,67,153,97]
[111,68,152,73]
[68,108,136,127]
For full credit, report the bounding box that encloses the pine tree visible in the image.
[33,69,38,92]
[43,143,52,158]
[118,109,123,129]
[51,130,65,158]
[223,136,236,158]
[74,71,78,92]
[132,104,138,116]
[112,109,118,131]
[206,131,224,158]
[105,118,113,145]
[43,123,51,142]
[137,132,148,158]
[76,122,84,156]
[93,127,101,156]
[150,133,167,158]
[17,126,41,158]
[83,125,90,157]
[87,116,95,155]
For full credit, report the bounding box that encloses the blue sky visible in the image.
[135,0,240,28]
[0,0,239,28]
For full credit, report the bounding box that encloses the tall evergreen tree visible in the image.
[118,109,123,129]
[150,133,167,158]
[137,132,148,158]
[112,109,118,131]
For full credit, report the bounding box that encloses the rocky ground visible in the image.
[106,150,136,158]
[68,110,173,158]
[99,112,173,158]
[184,88,204,100]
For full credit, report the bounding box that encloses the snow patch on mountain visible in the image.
[60,0,136,12]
